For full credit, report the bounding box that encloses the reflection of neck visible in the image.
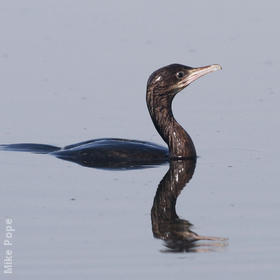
[151,159,227,251]
[146,92,196,159]
[151,159,196,237]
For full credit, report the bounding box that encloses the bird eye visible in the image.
[176,71,184,79]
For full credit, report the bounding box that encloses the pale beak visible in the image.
[182,64,222,87]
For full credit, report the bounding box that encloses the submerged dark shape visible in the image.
[151,159,227,253]
[0,63,221,169]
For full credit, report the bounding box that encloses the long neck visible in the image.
[147,91,196,159]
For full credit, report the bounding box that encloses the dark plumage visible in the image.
[0,63,221,169]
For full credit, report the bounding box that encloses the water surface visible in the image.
[0,1,279,279]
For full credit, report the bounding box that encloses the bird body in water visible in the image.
[0,63,221,169]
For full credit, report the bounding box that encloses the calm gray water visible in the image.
[0,1,279,279]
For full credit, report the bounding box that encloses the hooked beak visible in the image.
[182,64,222,87]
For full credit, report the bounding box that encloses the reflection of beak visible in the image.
[182,64,222,87]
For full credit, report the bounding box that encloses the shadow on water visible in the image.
[152,159,228,253]
[1,142,227,252]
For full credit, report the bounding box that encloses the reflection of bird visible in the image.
[151,160,227,253]
[0,64,221,169]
